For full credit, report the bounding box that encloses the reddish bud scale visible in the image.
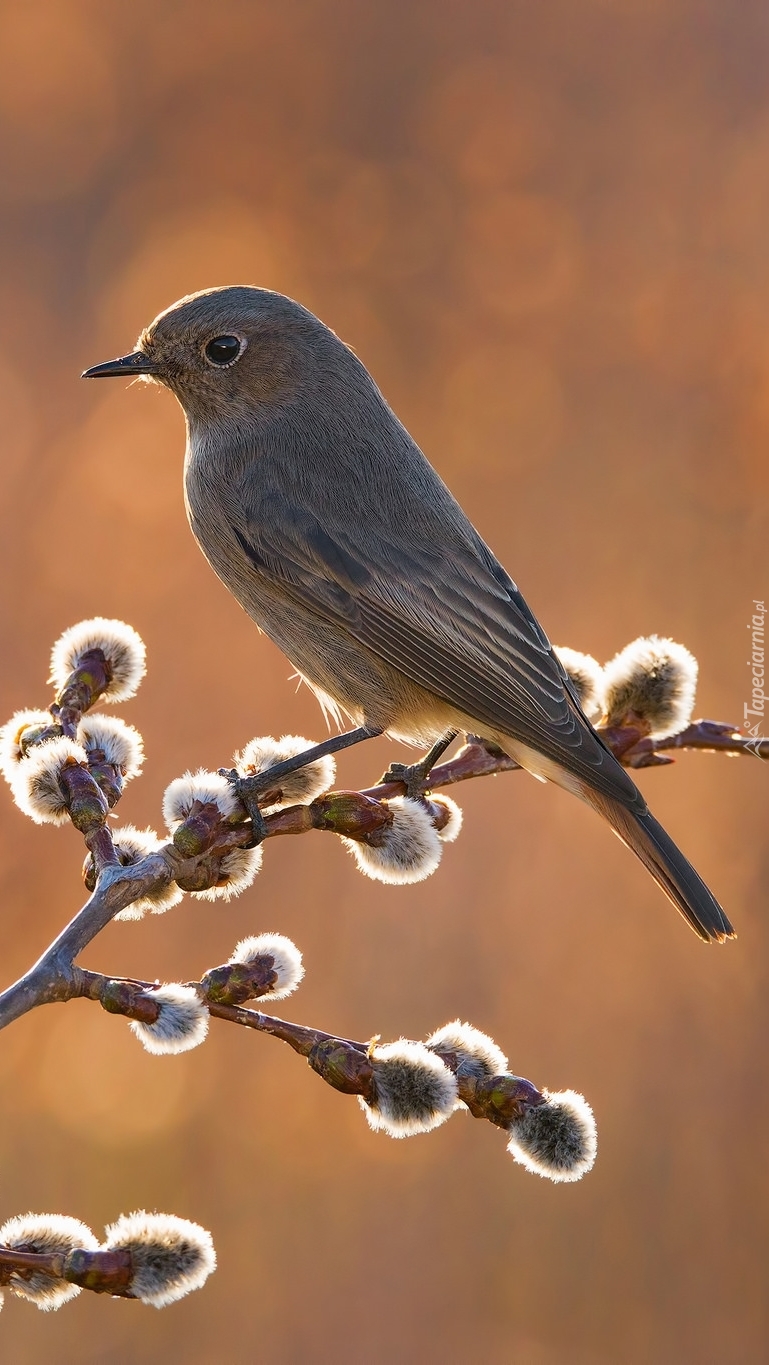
[461,1074,546,1128]
[172,801,230,857]
[99,980,162,1024]
[84,826,121,877]
[58,761,109,833]
[64,1247,134,1296]
[308,1037,375,1097]
[82,827,135,889]
[423,798,452,833]
[175,852,229,893]
[260,805,314,836]
[52,650,112,735]
[18,721,63,755]
[311,790,392,841]
[596,713,652,760]
[85,755,124,808]
[81,854,98,893]
[201,959,278,1006]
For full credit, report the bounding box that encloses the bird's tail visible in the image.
[583,787,734,944]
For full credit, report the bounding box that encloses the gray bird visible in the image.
[83,286,733,943]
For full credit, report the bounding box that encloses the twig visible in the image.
[0,713,761,1033]
[60,964,547,1131]
[0,1245,135,1297]
[614,719,769,766]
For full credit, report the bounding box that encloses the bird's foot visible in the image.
[221,767,269,847]
[221,725,384,845]
[379,731,459,798]
[378,759,430,799]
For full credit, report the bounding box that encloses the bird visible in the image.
[83,285,734,944]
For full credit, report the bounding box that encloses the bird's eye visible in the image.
[203,334,246,367]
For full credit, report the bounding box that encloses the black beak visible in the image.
[81,351,159,379]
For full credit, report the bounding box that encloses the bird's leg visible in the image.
[380,730,459,799]
[223,725,383,845]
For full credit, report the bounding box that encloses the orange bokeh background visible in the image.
[0,2,767,1360]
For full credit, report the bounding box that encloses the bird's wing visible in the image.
[236,495,642,808]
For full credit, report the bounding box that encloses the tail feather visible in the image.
[585,788,734,944]
[491,733,734,942]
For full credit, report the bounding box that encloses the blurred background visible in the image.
[0,0,767,1360]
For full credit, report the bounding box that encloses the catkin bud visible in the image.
[0,709,60,783]
[429,794,463,843]
[555,646,605,722]
[9,736,87,825]
[162,770,241,828]
[189,848,263,902]
[343,796,443,884]
[0,1214,98,1311]
[506,1088,597,1183]
[162,772,263,898]
[360,1039,458,1138]
[229,932,304,999]
[103,1212,215,1307]
[129,985,209,1056]
[426,1020,508,1082]
[49,618,146,702]
[602,636,698,739]
[234,734,336,806]
[77,714,144,782]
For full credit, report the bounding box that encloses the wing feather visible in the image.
[237,496,642,809]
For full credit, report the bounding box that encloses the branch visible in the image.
[0,847,188,1030]
[3,710,757,1032]
[609,718,769,766]
[0,1245,135,1298]
[0,1210,215,1310]
[38,955,596,1180]
[0,718,761,1033]
[0,616,763,1223]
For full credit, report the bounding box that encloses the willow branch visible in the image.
[58,965,546,1129]
[0,1245,135,1297]
[0,847,189,1030]
[0,710,761,1033]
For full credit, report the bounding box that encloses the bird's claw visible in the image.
[221,767,269,847]
[379,760,431,800]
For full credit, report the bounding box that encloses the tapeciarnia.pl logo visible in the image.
[744,599,766,755]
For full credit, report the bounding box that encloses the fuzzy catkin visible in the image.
[602,636,698,739]
[0,1214,98,1311]
[107,827,184,920]
[229,932,304,998]
[234,734,336,806]
[360,1039,458,1137]
[555,646,606,722]
[49,618,146,702]
[0,710,57,783]
[343,797,443,884]
[77,715,144,779]
[103,1212,216,1307]
[426,1020,508,1082]
[190,845,263,901]
[162,769,241,827]
[129,985,209,1056]
[506,1089,597,1182]
[9,736,87,825]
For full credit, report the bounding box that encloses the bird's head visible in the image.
[82,286,332,423]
